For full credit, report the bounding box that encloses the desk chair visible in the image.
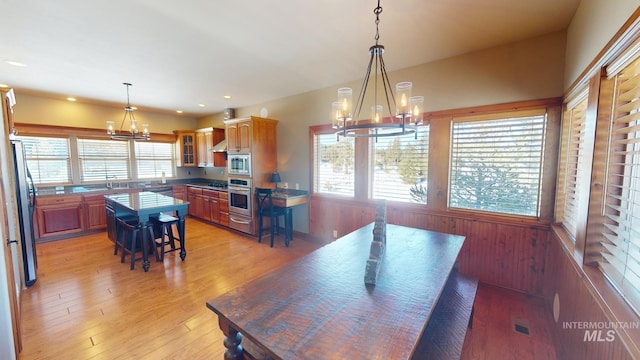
[255,188,289,247]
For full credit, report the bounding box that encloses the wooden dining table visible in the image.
[206,223,466,359]
[105,191,189,272]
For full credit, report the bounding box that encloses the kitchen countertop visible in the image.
[36,179,228,197]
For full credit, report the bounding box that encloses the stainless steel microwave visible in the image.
[228,153,251,176]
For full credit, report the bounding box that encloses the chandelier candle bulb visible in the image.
[337,87,352,120]
[371,105,383,123]
[410,96,424,125]
[332,102,343,129]
[396,82,412,115]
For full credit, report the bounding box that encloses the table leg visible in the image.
[285,208,292,247]
[141,222,150,272]
[218,316,244,360]
[178,215,186,261]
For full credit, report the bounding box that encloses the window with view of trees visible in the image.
[372,127,429,203]
[78,138,130,182]
[313,132,355,196]
[135,141,175,179]
[449,113,546,216]
[18,136,71,185]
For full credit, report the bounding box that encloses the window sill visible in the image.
[551,224,640,358]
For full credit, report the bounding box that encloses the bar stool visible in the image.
[116,218,159,270]
[150,213,181,261]
[113,214,138,256]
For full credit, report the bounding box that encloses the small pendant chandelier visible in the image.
[107,82,150,141]
[332,0,423,140]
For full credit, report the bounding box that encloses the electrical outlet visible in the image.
[295,183,299,190]
[333,230,338,238]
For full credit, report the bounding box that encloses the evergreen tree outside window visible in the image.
[372,127,429,203]
[449,112,546,216]
[313,133,355,196]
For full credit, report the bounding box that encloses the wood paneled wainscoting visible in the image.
[309,195,550,295]
[543,228,637,360]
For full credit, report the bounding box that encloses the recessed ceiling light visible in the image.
[4,60,27,67]
[176,110,183,114]
[223,95,231,99]
[198,104,205,107]
[67,97,76,102]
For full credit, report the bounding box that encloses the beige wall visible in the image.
[220,31,567,232]
[12,92,198,134]
[564,0,640,89]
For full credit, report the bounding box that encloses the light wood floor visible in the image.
[18,219,557,359]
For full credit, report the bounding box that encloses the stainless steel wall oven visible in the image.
[228,177,253,234]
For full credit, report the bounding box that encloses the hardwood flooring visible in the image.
[18,219,557,359]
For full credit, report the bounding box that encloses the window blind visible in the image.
[135,141,175,179]
[313,133,354,196]
[18,136,71,184]
[78,138,130,182]
[600,55,640,315]
[372,127,429,203]
[449,113,546,216]
[556,90,589,240]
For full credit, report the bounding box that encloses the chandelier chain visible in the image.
[374,1,382,44]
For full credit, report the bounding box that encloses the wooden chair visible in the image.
[255,188,288,247]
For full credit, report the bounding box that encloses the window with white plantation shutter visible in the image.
[78,138,130,182]
[313,133,355,196]
[135,141,175,179]
[18,136,71,185]
[372,127,429,203]
[599,54,640,315]
[449,112,546,216]
[556,90,589,240]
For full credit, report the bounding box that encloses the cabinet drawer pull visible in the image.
[229,217,250,225]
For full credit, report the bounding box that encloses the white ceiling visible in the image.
[0,0,580,116]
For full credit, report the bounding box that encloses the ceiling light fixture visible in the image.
[332,0,423,140]
[106,82,150,141]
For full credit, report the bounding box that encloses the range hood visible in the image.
[211,139,227,152]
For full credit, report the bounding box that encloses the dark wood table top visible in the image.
[105,191,188,220]
[206,223,465,359]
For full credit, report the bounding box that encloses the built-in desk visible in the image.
[270,189,308,246]
[206,223,466,359]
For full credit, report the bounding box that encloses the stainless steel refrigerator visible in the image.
[11,140,37,286]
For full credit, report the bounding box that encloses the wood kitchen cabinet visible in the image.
[226,119,252,153]
[187,186,228,226]
[172,185,186,201]
[174,131,196,167]
[187,186,204,218]
[212,128,226,167]
[203,189,219,223]
[196,130,212,167]
[219,191,229,227]
[36,195,84,240]
[196,128,226,167]
[84,194,107,231]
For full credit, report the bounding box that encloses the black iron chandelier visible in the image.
[332,0,423,139]
[107,82,150,141]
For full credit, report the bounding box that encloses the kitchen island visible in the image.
[105,192,189,271]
